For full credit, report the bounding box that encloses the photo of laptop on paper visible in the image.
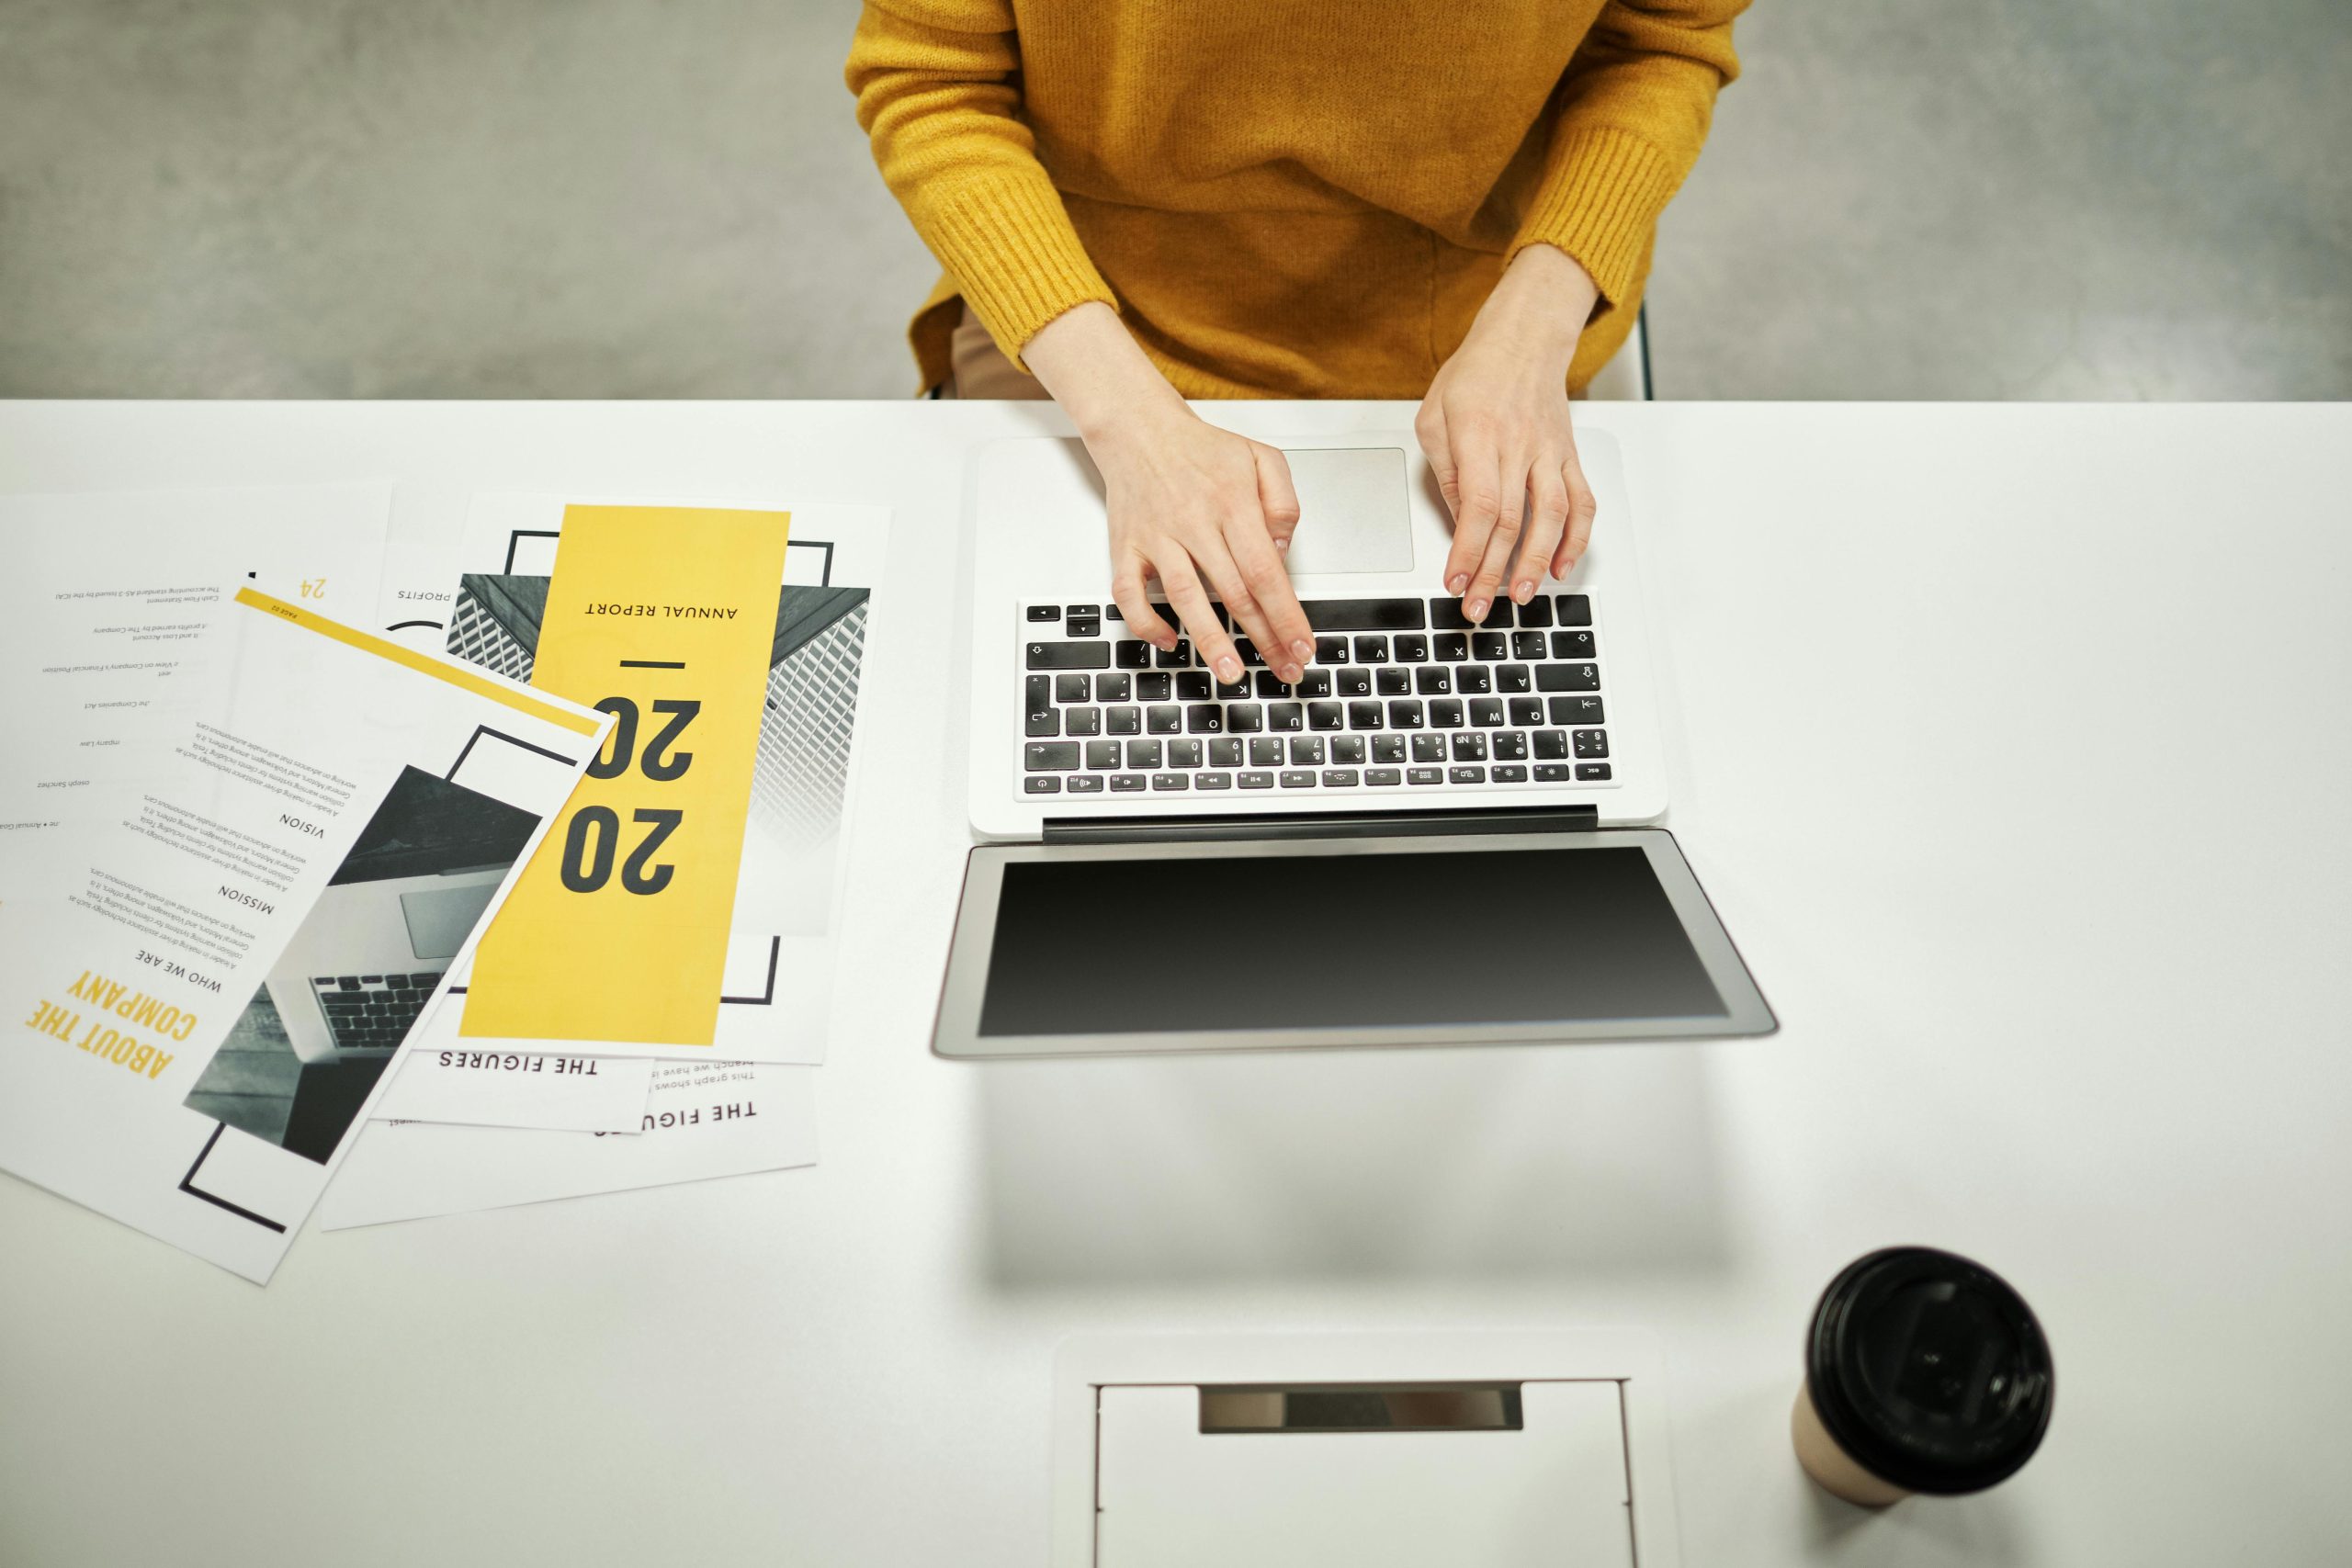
[935,429,1774,1059]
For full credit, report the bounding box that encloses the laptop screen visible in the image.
[978,844,1727,1037]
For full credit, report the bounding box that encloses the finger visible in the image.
[1155,554,1244,684]
[1224,511,1312,682]
[1113,552,1180,649]
[1252,442,1303,558]
[1464,445,1530,624]
[1515,459,1570,603]
[1440,420,1501,604]
[1196,543,1291,686]
[1553,448,1600,577]
[1415,402,1456,519]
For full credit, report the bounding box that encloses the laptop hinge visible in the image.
[1040,804,1600,846]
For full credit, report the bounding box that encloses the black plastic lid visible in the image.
[1806,1246,2054,1495]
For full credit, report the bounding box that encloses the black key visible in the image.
[1186,704,1224,733]
[1451,732,1488,761]
[1534,730,1569,760]
[1095,672,1131,703]
[1303,598,1427,631]
[1086,739,1122,770]
[1290,735,1327,766]
[1535,763,1572,782]
[1387,699,1425,729]
[1106,706,1141,735]
[1470,698,1504,728]
[387,976,413,990]
[1114,639,1152,670]
[1430,698,1464,728]
[1509,697,1544,727]
[1415,666,1452,694]
[1068,774,1106,793]
[1147,705,1182,734]
[1025,707,1058,739]
[1392,633,1429,663]
[1376,667,1410,695]
[1552,629,1597,660]
[1511,630,1548,660]
[1209,738,1243,767]
[1455,664,1491,694]
[1106,605,1125,621]
[1332,735,1366,764]
[1322,770,1360,787]
[1517,596,1554,627]
[1536,663,1600,693]
[409,973,438,987]
[1576,762,1613,781]
[1337,666,1373,697]
[1170,739,1204,768]
[1449,766,1487,784]
[1295,670,1333,698]
[1111,773,1148,792]
[1067,614,1101,638]
[1150,773,1190,791]
[1497,663,1531,693]
[1313,636,1349,665]
[1215,675,1250,700]
[1347,700,1383,730]
[1196,771,1235,791]
[1491,764,1528,783]
[1177,671,1213,702]
[1411,733,1446,763]
[1550,695,1604,726]
[1472,631,1510,662]
[1025,674,1053,718]
[1365,768,1403,786]
[1433,632,1468,661]
[1373,735,1406,763]
[1239,771,1276,789]
[1429,598,1474,630]
[1154,640,1193,669]
[1027,604,1061,623]
[1125,739,1163,769]
[1227,703,1265,733]
[1028,640,1111,671]
[1279,770,1317,789]
[1066,706,1101,736]
[1493,730,1529,761]
[1136,671,1173,702]
[1254,670,1294,698]
[1066,603,1099,618]
[1023,742,1080,772]
[1235,637,1264,667]
[1024,776,1061,795]
[1573,728,1611,759]
[1271,703,1305,731]
[1307,702,1344,732]
[1555,593,1592,626]
[1408,766,1444,785]
[1352,635,1389,662]
[1250,738,1285,767]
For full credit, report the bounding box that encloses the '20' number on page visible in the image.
[561,696,697,896]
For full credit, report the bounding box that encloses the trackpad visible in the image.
[1280,446,1414,575]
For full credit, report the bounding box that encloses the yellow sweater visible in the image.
[846,0,1744,398]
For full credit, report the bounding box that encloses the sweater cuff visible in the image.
[922,174,1118,372]
[1510,124,1682,315]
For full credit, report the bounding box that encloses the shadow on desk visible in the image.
[976,1043,1733,1289]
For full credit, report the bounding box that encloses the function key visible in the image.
[1352,635,1389,662]
[1110,773,1148,792]
[1114,640,1152,670]
[1572,729,1611,759]
[1238,770,1276,789]
[1534,763,1572,782]
[1364,768,1403,786]
[1279,770,1317,789]
[1491,764,1529,783]
[1448,765,1487,784]
[1027,641,1111,671]
[1408,766,1444,785]
[1555,593,1592,627]
[1025,604,1060,623]
[1024,776,1062,794]
[1517,596,1555,627]
[1575,762,1613,781]
[1321,770,1361,787]
[1195,772,1235,791]
[1150,773,1191,791]
[1067,774,1106,793]
[1304,598,1427,631]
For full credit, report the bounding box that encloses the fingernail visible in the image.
[1274,537,1289,555]
[1217,657,1241,682]
[1447,573,1469,594]
[1466,597,1487,623]
[1281,663,1302,682]
[1290,639,1314,662]
[1513,580,1534,603]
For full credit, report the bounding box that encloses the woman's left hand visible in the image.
[1414,243,1603,624]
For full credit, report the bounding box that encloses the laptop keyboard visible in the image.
[1019,595,1611,796]
[311,972,442,1052]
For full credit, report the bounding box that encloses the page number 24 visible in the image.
[560,696,697,896]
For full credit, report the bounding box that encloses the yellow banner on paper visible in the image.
[462,505,790,1044]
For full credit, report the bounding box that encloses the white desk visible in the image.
[2,400,2347,1567]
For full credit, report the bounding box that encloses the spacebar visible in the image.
[1301,598,1427,631]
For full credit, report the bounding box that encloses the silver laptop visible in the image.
[936,427,1772,1058]
[265,867,500,1065]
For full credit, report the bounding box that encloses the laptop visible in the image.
[935,426,1773,1058]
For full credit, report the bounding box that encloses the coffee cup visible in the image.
[1792,1246,2053,1506]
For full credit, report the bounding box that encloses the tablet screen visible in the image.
[977,843,1727,1037]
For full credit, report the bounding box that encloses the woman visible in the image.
[847,1,1744,688]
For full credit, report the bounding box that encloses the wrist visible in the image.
[1023,302,1188,447]
[1474,243,1599,372]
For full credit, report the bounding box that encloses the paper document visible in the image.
[374,1046,654,1134]
[0,588,607,1280]
[321,1061,818,1226]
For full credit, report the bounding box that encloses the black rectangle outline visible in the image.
[501,528,562,576]
[445,723,579,783]
[178,1122,289,1234]
[786,537,834,588]
[719,936,782,1006]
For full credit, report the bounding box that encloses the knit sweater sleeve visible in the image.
[1512,0,1747,317]
[845,0,1116,369]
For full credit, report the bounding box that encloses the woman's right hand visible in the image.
[1022,302,1314,686]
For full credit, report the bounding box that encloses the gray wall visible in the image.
[2,0,2344,400]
